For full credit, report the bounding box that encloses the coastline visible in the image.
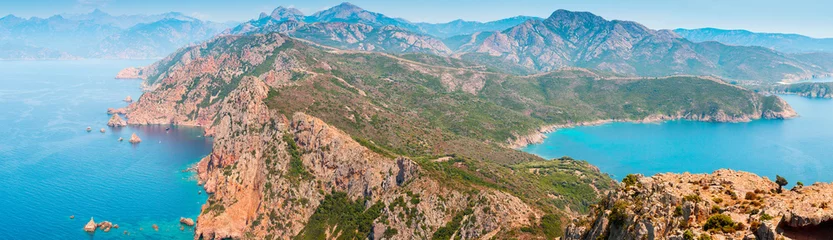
[507,110,798,150]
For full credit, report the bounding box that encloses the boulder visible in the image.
[124,96,133,103]
[86,127,92,132]
[129,133,141,144]
[100,128,106,133]
[152,224,159,231]
[70,215,74,219]
[180,217,195,226]
[107,114,127,127]
[84,218,97,232]
[118,137,124,142]
[97,221,113,232]
[107,108,127,115]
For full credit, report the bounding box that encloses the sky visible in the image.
[3,0,833,38]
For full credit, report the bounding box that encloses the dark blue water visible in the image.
[523,95,833,185]
[0,60,211,239]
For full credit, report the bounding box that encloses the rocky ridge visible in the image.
[564,170,833,240]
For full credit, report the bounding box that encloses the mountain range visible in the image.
[675,28,833,54]
[225,3,833,85]
[0,10,235,59]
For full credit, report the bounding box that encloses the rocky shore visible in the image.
[507,97,797,149]
[564,169,833,240]
[115,67,145,79]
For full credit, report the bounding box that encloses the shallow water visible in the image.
[0,60,212,239]
[523,95,833,185]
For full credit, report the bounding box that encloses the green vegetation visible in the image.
[284,133,312,181]
[432,208,473,240]
[776,175,788,193]
[684,194,703,203]
[683,230,695,240]
[294,192,383,240]
[608,200,629,226]
[622,174,639,186]
[703,214,740,233]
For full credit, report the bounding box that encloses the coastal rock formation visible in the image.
[97,221,113,232]
[124,96,133,103]
[84,218,96,232]
[128,133,141,143]
[99,128,105,133]
[564,170,833,240]
[179,217,195,226]
[107,114,127,127]
[115,67,144,79]
[107,108,127,115]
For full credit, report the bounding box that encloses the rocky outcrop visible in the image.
[107,114,127,127]
[565,169,833,240]
[124,96,133,103]
[180,217,195,226]
[128,133,141,143]
[115,67,144,79]
[107,108,127,115]
[84,218,97,232]
[97,221,114,232]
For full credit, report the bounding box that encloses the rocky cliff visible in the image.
[122,32,803,239]
[564,170,833,240]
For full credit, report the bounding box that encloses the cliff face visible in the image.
[123,32,803,239]
[565,170,833,240]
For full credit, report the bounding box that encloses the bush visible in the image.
[683,230,695,240]
[608,201,629,226]
[776,175,788,192]
[711,205,721,214]
[703,214,735,232]
[760,212,774,221]
[745,192,757,200]
[684,194,703,203]
[622,174,639,187]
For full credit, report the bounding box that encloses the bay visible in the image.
[522,95,833,185]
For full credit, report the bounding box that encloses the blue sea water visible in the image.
[523,95,833,185]
[0,60,212,239]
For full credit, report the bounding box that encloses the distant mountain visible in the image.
[452,10,833,83]
[0,10,232,59]
[305,2,421,32]
[89,19,229,59]
[62,9,198,29]
[675,28,833,53]
[415,16,542,38]
[227,4,452,55]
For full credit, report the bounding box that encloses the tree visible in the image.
[775,175,788,193]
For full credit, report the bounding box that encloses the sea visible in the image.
[523,94,833,186]
[0,60,212,239]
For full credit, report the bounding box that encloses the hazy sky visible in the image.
[3,0,833,38]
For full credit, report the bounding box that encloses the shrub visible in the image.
[674,205,683,217]
[683,230,695,240]
[622,174,639,187]
[698,234,712,240]
[703,214,735,232]
[684,194,703,203]
[796,181,804,187]
[775,175,788,193]
[760,212,774,221]
[711,205,721,214]
[745,192,757,200]
[712,197,723,204]
[608,201,629,226]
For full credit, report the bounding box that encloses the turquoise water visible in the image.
[523,95,833,185]
[0,60,212,239]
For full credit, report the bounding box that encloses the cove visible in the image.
[522,95,833,185]
[0,60,212,239]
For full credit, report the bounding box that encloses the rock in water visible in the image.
[107,114,127,127]
[179,217,195,226]
[97,221,113,232]
[69,215,74,219]
[84,218,96,232]
[107,108,127,115]
[128,133,141,144]
[86,127,92,132]
[100,128,106,133]
[124,96,133,103]
[152,224,159,231]
[115,67,142,79]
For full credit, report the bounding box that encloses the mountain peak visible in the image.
[547,9,606,23]
[269,6,304,21]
